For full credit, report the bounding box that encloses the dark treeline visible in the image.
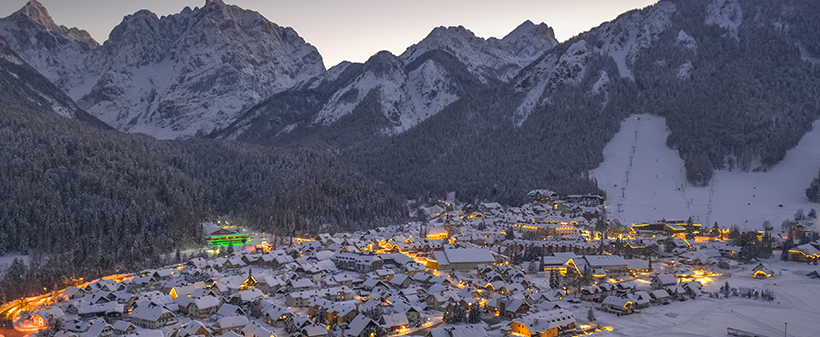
[347,52,627,204]
[0,79,404,302]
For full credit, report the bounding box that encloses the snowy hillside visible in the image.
[0,35,100,123]
[512,1,675,127]
[591,114,820,230]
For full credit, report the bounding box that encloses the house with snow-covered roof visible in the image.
[175,320,211,337]
[215,315,248,335]
[649,289,670,304]
[111,321,135,336]
[601,296,634,315]
[301,324,329,337]
[261,302,293,327]
[379,313,409,333]
[651,274,678,290]
[788,242,820,262]
[128,304,175,329]
[176,295,221,318]
[345,315,381,337]
[509,310,575,337]
[429,248,496,271]
[332,252,384,273]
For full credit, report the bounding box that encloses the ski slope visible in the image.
[590,114,820,230]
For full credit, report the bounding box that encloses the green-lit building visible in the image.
[203,222,249,247]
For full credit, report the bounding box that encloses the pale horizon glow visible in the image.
[0,0,658,69]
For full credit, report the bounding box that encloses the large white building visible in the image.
[428,248,497,271]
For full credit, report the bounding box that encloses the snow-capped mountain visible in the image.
[0,0,99,97]
[0,0,324,139]
[221,21,558,141]
[400,21,558,83]
[312,21,558,134]
[513,1,676,126]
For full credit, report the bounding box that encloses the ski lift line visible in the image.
[618,118,641,213]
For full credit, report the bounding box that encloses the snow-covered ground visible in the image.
[590,114,820,230]
[573,258,820,337]
[0,254,29,272]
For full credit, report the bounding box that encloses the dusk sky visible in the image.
[0,0,657,68]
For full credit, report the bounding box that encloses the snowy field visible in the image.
[590,114,820,230]
[573,259,820,337]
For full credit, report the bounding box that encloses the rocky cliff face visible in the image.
[221,21,559,142]
[0,0,324,139]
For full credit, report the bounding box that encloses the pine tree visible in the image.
[468,304,481,323]
[582,264,593,286]
[314,307,327,324]
[587,307,596,322]
[782,236,794,261]
[506,229,516,241]
[455,304,467,323]
[284,316,298,334]
[549,271,559,289]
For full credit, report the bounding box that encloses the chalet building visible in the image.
[243,322,275,337]
[579,286,603,302]
[215,316,248,335]
[176,295,222,318]
[569,255,629,277]
[379,313,409,333]
[751,263,774,279]
[332,252,384,273]
[129,305,175,329]
[651,274,678,290]
[495,297,531,319]
[111,321,136,336]
[63,287,86,300]
[565,194,604,207]
[601,296,634,316]
[630,291,652,309]
[718,246,741,259]
[649,290,670,305]
[287,290,322,307]
[301,324,329,337]
[527,190,559,205]
[428,248,496,271]
[308,298,358,325]
[175,321,211,337]
[509,310,575,337]
[787,242,820,263]
[345,315,381,337]
[287,278,315,292]
[262,304,293,327]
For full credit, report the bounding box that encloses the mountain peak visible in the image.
[503,20,556,44]
[15,0,57,28]
[204,0,227,7]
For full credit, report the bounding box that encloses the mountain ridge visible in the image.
[0,0,325,139]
